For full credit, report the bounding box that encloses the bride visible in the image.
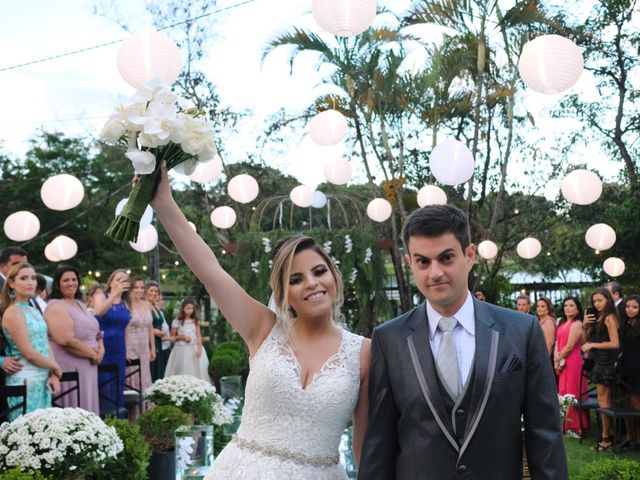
[149,167,370,479]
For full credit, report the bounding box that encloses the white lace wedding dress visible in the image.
[207,322,363,479]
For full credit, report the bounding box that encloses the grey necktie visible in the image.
[436,316,461,399]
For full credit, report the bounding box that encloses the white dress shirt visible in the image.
[426,291,476,386]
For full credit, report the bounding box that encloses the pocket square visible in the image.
[499,352,522,374]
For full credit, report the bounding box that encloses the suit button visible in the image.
[457,464,467,474]
[456,408,465,416]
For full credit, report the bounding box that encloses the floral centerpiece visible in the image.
[145,375,233,426]
[0,408,123,478]
[100,82,217,243]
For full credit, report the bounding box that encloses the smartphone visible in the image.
[586,306,596,317]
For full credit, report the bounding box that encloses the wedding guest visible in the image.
[474,289,487,301]
[619,294,640,449]
[515,294,532,314]
[146,280,168,381]
[85,283,105,315]
[536,297,557,357]
[44,265,103,414]
[157,293,173,374]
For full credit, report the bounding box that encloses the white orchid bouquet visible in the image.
[145,375,232,426]
[100,82,217,243]
[558,393,577,421]
[0,407,123,478]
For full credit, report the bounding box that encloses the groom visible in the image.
[359,205,567,479]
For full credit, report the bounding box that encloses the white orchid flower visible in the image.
[125,149,156,174]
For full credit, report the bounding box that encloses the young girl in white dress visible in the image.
[164,299,210,383]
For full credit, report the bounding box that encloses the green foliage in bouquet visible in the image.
[137,405,191,453]
[570,457,640,480]
[0,469,49,480]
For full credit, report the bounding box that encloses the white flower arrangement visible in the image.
[558,393,577,420]
[250,261,260,273]
[344,234,353,253]
[363,247,373,264]
[0,407,123,477]
[323,240,332,254]
[349,268,358,283]
[262,237,272,253]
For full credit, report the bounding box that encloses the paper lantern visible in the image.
[429,139,475,186]
[323,158,352,185]
[40,174,84,211]
[417,185,447,207]
[477,240,498,260]
[603,257,625,277]
[115,198,153,229]
[210,206,236,229]
[367,198,392,222]
[516,237,541,259]
[227,174,259,204]
[585,223,616,251]
[4,211,40,241]
[312,0,377,37]
[190,155,223,184]
[49,235,78,261]
[312,191,327,209]
[309,110,348,145]
[117,29,182,89]
[561,170,602,205]
[518,34,583,95]
[290,185,314,208]
[44,242,62,262]
[129,225,158,253]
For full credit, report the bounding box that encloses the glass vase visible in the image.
[174,425,214,480]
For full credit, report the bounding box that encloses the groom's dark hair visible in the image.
[402,204,471,251]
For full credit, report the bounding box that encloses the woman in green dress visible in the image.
[146,281,168,381]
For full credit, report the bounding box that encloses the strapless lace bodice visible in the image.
[208,322,363,480]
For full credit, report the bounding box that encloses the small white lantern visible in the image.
[516,237,542,259]
[44,242,62,262]
[129,225,158,253]
[49,235,78,261]
[117,29,182,89]
[518,34,584,95]
[417,185,447,207]
[309,110,348,146]
[585,223,616,251]
[323,158,352,185]
[40,174,84,211]
[312,0,377,37]
[290,185,315,208]
[312,191,328,209]
[190,155,223,184]
[210,206,237,229]
[429,139,475,186]
[367,198,392,222]
[115,198,153,229]
[603,257,625,277]
[4,211,40,242]
[561,170,602,205]
[477,240,498,260]
[227,174,259,204]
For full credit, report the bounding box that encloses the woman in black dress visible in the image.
[620,294,640,448]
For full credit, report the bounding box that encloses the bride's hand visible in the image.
[149,165,174,211]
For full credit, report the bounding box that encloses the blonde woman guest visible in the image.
[536,297,557,357]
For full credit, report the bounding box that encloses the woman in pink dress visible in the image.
[554,296,590,435]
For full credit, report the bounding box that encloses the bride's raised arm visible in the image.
[149,166,275,355]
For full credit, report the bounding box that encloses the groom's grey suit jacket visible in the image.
[359,298,567,480]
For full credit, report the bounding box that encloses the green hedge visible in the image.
[571,457,640,480]
[137,405,191,453]
[0,469,48,480]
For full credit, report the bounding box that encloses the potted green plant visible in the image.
[0,469,49,480]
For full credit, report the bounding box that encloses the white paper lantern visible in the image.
[417,185,447,207]
[561,170,602,205]
[367,198,392,222]
[129,225,158,253]
[210,206,236,229]
[516,237,542,259]
[312,191,328,209]
[518,34,584,95]
[290,185,315,208]
[429,139,475,186]
[44,242,62,262]
[190,155,223,184]
[312,0,377,36]
[227,174,259,204]
[477,240,498,260]
[585,223,616,251]
[40,174,84,211]
[4,211,40,242]
[309,110,348,145]
[603,257,625,277]
[117,29,182,89]
[49,235,78,261]
[323,158,352,185]
[115,198,153,229]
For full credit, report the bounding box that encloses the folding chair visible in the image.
[52,370,81,408]
[0,381,27,422]
[124,358,143,411]
[577,362,598,444]
[98,363,126,418]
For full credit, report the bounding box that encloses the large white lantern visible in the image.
[210,206,237,229]
[603,257,625,277]
[290,185,315,208]
[585,223,616,251]
[429,139,475,186]
[561,170,602,205]
[129,225,158,253]
[44,242,62,263]
[40,174,84,211]
[190,155,223,184]
[367,198,392,222]
[117,29,182,89]
[4,211,40,242]
[312,0,377,36]
[309,110,348,145]
[477,240,498,260]
[323,158,352,185]
[49,235,78,261]
[227,174,259,204]
[518,34,584,95]
[417,185,447,207]
[116,198,153,229]
[312,191,328,209]
[516,237,542,259]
